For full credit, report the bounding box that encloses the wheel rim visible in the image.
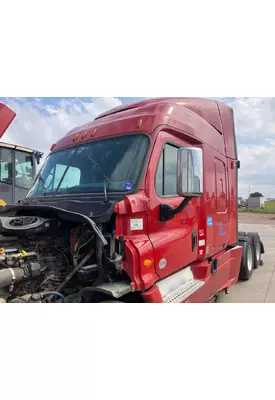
[247,246,253,271]
[256,241,261,262]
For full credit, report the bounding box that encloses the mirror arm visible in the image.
[160,196,193,221]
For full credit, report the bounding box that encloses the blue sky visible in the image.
[0,97,274,198]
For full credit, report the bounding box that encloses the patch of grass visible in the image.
[265,202,275,212]
[238,207,275,214]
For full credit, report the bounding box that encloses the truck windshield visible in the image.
[27,134,149,197]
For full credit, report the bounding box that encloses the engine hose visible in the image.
[46,248,95,303]
[0,267,25,289]
[0,262,41,289]
[41,291,65,303]
[57,248,95,291]
[0,260,8,269]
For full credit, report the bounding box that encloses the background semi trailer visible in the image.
[0,103,43,205]
[0,98,265,303]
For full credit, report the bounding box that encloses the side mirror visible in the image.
[177,147,203,197]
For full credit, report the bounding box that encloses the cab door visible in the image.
[147,131,199,279]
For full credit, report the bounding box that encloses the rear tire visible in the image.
[247,232,262,269]
[238,231,247,237]
[238,236,255,281]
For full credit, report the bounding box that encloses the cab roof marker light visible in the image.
[168,106,174,115]
[91,128,97,137]
[50,143,56,151]
[73,134,79,142]
[137,119,143,129]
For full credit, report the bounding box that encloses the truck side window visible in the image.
[156,143,178,196]
[214,158,227,212]
[0,148,13,184]
[15,151,34,190]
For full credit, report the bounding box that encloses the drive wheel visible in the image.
[247,232,262,269]
[238,236,254,281]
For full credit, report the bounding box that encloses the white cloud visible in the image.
[229,97,275,139]
[228,97,275,198]
[2,97,122,160]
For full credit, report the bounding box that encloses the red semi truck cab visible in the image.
[0,98,264,303]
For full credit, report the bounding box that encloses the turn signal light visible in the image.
[0,199,7,208]
[144,259,153,268]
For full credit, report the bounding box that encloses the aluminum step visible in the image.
[156,267,205,303]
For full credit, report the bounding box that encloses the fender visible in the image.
[81,282,133,299]
[0,102,16,138]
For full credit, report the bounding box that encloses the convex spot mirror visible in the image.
[177,147,203,197]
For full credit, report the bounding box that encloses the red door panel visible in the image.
[146,131,199,279]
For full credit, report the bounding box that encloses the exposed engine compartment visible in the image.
[0,213,125,303]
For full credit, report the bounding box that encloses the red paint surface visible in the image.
[0,103,16,139]
[142,285,163,303]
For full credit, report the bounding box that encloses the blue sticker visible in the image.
[207,216,213,226]
[218,222,226,236]
[124,182,133,191]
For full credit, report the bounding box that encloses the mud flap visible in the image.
[211,259,218,276]
[260,241,265,254]
[0,103,16,139]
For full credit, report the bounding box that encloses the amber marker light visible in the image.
[137,119,143,129]
[144,259,153,268]
[91,128,97,137]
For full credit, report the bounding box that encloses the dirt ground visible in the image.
[219,212,275,303]
[238,212,275,225]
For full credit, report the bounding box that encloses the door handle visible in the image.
[192,230,197,252]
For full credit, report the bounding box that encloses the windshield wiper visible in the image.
[87,156,110,203]
[36,175,48,195]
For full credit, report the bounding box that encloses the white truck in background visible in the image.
[0,102,43,205]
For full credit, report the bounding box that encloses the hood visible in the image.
[0,202,111,246]
[0,103,16,139]
[0,193,125,223]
